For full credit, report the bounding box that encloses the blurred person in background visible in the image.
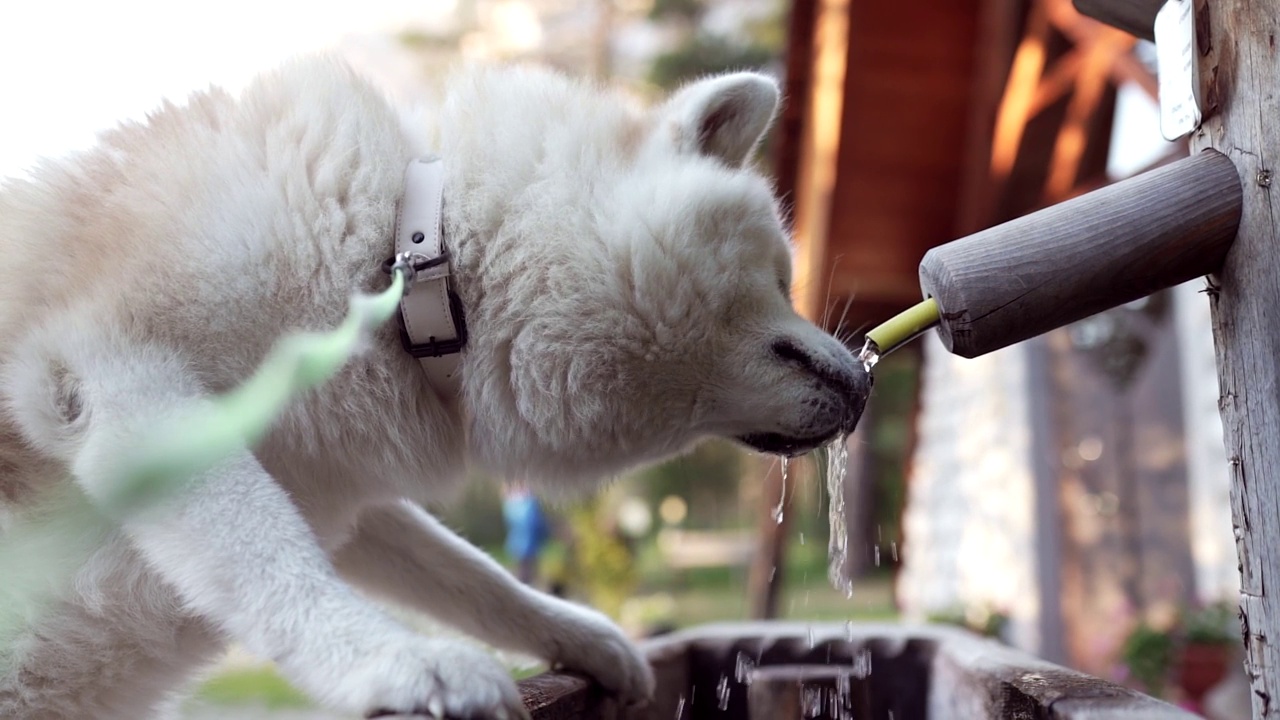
[503,481,549,585]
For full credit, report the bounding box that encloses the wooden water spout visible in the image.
[918,149,1241,359]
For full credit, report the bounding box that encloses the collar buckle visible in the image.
[398,291,469,357]
[392,155,466,396]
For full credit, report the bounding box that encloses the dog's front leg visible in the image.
[333,500,655,706]
[4,340,528,719]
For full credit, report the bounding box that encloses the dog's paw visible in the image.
[542,605,655,707]
[307,636,530,720]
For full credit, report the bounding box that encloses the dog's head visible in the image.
[455,69,869,488]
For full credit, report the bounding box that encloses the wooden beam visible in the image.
[952,0,1023,236]
[770,0,819,220]
[1050,0,1158,100]
[1028,49,1084,118]
[1189,1,1280,716]
[990,0,1053,182]
[1071,0,1162,41]
[1044,28,1134,200]
[788,0,851,323]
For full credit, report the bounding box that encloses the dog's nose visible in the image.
[772,338,872,433]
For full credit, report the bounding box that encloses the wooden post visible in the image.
[1189,1,1280,716]
[747,457,790,619]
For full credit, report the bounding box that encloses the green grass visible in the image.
[195,666,312,709]
[634,530,899,628]
[655,568,896,628]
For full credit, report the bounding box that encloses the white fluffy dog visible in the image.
[0,56,867,718]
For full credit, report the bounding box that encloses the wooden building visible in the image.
[763,0,1237,675]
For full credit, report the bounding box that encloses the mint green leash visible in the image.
[1,267,409,650]
[105,268,408,518]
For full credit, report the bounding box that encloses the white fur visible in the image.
[0,55,865,718]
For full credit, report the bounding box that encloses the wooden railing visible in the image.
[516,621,1197,719]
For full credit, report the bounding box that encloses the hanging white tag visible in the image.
[1154,0,1201,141]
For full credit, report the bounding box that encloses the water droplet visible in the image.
[674,694,686,718]
[716,674,730,710]
[844,620,856,643]
[891,541,899,562]
[874,545,881,567]
[799,532,806,545]
[858,337,881,373]
[807,625,816,647]
[772,457,790,524]
[734,652,756,684]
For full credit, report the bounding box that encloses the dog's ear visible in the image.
[661,72,780,167]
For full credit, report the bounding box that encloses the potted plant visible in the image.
[1174,602,1237,709]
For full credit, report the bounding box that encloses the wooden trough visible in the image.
[515,622,1197,719]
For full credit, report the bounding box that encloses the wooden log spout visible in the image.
[919,148,1242,359]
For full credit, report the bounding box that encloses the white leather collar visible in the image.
[390,155,466,400]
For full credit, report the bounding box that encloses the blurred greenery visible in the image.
[196,668,312,710]
[648,0,705,24]
[629,439,742,530]
[197,447,897,709]
[646,0,786,98]
[927,604,1011,640]
[1111,601,1239,701]
[648,35,778,92]
[563,496,639,618]
[1183,601,1237,645]
[863,349,921,570]
[191,561,896,709]
[1121,622,1176,697]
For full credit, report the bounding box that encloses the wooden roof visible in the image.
[777,0,1136,337]
[778,0,992,336]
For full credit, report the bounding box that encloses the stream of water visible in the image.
[825,433,852,597]
[825,345,878,597]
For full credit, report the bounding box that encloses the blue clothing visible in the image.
[503,494,548,561]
